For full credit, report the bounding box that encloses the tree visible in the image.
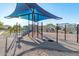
[8,26,13,34]
[57,25,61,30]
[12,24,22,33]
[45,24,56,32]
[0,21,3,29]
[46,24,56,29]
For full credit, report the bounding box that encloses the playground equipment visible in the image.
[4,3,62,56]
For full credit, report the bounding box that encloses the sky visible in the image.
[0,3,79,26]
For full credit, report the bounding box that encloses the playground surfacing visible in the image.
[0,31,79,56]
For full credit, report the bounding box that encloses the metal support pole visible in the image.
[32,21,34,38]
[32,8,35,38]
[37,22,39,38]
[32,9,34,38]
[28,15,30,37]
[56,24,58,43]
[41,22,43,39]
[5,37,8,56]
[18,17,20,36]
[64,24,66,40]
[77,24,79,43]
[37,14,39,38]
[33,22,35,36]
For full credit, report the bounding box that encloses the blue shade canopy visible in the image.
[5,3,62,22]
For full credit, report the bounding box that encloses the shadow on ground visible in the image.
[15,36,79,56]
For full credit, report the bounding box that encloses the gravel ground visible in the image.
[22,48,48,56]
[0,32,79,56]
[44,32,77,42]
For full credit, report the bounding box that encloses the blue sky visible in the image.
[0,3,79,26]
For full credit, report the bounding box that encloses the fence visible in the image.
[44,24,79,43]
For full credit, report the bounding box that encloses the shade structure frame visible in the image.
[5,3,62,22]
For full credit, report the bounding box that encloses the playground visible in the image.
[0,3,79,56]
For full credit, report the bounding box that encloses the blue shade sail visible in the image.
[5,3,62,22]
